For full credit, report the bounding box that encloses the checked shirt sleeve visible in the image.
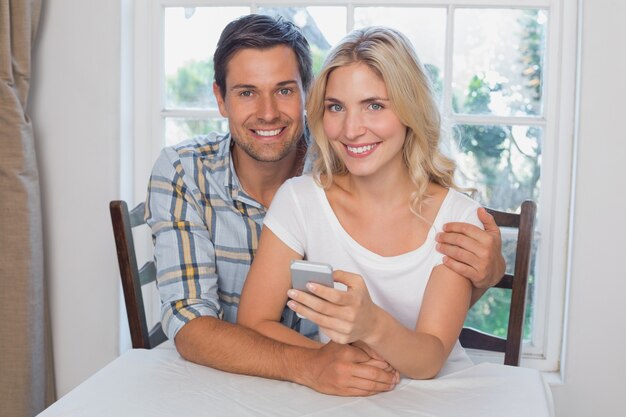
[145,147,222,340]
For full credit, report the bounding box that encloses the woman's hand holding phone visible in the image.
[290,260,334,293]
[287,269,383,346]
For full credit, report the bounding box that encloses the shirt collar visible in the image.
[223,130,312,208]
[222,134,265,209]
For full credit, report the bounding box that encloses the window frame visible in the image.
[131,0,578,374]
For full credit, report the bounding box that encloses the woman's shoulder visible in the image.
[282,173,321,192]
[273,174,323,207]
[445,188,481,208]
[436,188,482,226]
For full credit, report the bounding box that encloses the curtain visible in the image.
[0,1,55,416]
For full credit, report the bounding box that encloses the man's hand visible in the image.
[351,340,396,373]
[299,341,399,397]
[435,207,505,289]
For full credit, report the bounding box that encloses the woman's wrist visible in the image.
[362,305,391,347]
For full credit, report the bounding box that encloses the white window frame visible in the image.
[129,0,579,375]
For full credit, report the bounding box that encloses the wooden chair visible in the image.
[110,200,167,349]
[459,200,537,366]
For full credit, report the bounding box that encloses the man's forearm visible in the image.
[175,316,303,382]
[173,316,399,396]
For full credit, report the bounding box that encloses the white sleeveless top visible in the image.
[264,174,483,376]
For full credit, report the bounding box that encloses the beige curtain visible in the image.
[0,1,55,416]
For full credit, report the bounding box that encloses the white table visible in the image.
[39,342,554,417]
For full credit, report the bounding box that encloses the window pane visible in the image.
[354,7,446,100]
[453,123,541,340]
[453,124,541,210]
[165,118,228,147]
[466,229,537,342]
[465,284,534,341]
[164,7,250,109]
[305,7,347,46]
[453,9,546,116]
[258,7,346,75]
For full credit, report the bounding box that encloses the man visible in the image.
[146,14,504,396]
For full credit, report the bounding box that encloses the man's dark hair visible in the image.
[213,14,313,98]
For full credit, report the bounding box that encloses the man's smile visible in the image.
[253,128,285,137]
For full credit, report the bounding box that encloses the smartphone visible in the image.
[290,260,334,293]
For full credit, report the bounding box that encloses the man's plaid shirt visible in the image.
[146,132,307,339]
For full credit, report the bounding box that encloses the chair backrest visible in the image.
[459,200,536,366]
[110,200,167,349]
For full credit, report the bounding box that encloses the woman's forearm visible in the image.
[251,320,322,349]
[364,308,447,379]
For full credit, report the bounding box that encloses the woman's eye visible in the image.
[327,104,342,112]
[369,103,383,111]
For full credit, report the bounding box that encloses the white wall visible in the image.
[31,0,122,397]
[29,0,626,413]
[550,1,626,416]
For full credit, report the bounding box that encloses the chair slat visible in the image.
[129,202,146,227]
[139,262,157,286]
[460,201,536,367]
[110,200,166,349]
[460,328,506,353]
[494,274,514,289]
[148,323,168,348]
[485,208,520,228]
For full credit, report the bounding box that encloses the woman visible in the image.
[238,27,482,379]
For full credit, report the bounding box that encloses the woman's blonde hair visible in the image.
[306,26,460,215]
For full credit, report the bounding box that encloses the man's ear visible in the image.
[213,82,228,117]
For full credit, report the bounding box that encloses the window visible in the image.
[132,0,576,372]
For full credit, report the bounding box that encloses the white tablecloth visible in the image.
[39,342,554,417]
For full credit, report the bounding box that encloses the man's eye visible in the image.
[278,88,292,95]
[240,91,253,97]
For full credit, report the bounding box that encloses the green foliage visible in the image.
[452,10,543,211]
[167,118,228,142]
[465,74,500,113]
[456,75,508,163]
[311,45,328,76]
[459,10,544,341]
[166,59,215,108]
[424,64,443,101]
[465,235,537,340]
[518,9,543,114]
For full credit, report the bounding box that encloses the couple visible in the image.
[146,14,505,396]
